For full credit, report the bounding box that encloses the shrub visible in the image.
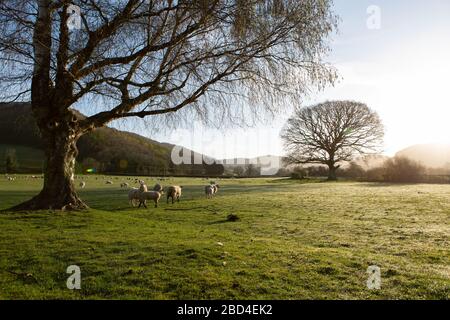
[337,161,365,179]
[365,166,386,182]
[383,157,426,183]
[275,168,291,177]
[291,166,307,179]
[306,165,328,177]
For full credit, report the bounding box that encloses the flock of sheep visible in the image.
[3,175,220,208]
[77,178,220,208]
[4,174,42,181]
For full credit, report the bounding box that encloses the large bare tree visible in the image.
[281,101,384,180]
[0,0,338,210]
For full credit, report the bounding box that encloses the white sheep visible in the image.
[79,181,86,188]
[128,187,140,207]
[139,181,148,193]
[205,185,214,199]
[205,184,219,198]
[167,185,182,204]
[138,191,164,208]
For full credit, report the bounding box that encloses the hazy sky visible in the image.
[116,0,450,159]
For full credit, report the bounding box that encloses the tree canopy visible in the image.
[0,0,338,128]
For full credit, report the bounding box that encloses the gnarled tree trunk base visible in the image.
[7,191,88,212]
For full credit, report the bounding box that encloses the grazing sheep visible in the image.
[139,181,148,193]
[205,185,214,199]
[79,181,86,189]
[120,182,129,188]
[106,180,113,185]
[153,183,163,192]
[205,184,219,198]
[128,187,140,207]
[167,186,182,204]
[138,191,164,208]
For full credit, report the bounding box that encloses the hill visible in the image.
[0,102,223,176]
[218,155,285,176]
[396,144,450,168]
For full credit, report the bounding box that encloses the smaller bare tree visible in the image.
[281,101,384,180]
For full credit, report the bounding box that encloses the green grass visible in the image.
[0,176,449,299]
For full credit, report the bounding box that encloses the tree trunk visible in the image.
[10,124,87,211]
[327,163,338,181]
[6,0,88,211]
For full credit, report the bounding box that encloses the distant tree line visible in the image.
[286,156,450,184]
[225,164,262,177]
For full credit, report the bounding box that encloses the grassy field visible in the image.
[0,175,448,299]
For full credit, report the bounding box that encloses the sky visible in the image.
[115,0,450,160]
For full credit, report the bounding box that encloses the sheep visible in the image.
[128,187,140,207]
[153,183,163,192]
[120,182,129,188]
[138,191,164,208]
[139,181,148,193]
[79,181,86,189]
[167,185,182,204]
[205,184,219,198]
[205,185,214,199]
[106,180,113,185]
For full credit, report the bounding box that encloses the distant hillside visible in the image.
[0,102,223,176]
[218,155,285,176]
[396,144,450,168]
